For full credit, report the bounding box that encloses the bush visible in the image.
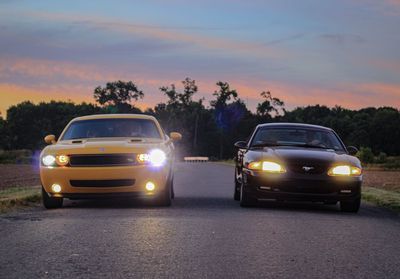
[376,152,387,164]
[383,157,400,170]
[356,147,375,164]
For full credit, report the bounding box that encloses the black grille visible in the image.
[69,154,136,167]
[70,179,135,187]
[288,164,327,175]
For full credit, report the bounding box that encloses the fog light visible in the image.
[51,184,62,193]
[145,182,155,191]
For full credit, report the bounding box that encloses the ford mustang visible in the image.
[234,123,362,212]
[40,114,181,209]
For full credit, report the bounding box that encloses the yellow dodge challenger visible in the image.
[40,114,182,209]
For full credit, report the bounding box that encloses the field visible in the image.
[0,164,40,190]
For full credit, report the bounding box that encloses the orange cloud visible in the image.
[0,58,125,82]
[205,79,400,110]
[0,83,93,117]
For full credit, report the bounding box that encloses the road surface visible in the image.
[1,163,399,278]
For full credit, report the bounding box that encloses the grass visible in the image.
[0,186,41,213]
[362,187,400,212]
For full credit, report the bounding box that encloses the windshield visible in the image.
[250,127,345,151]
[61,118,162,140]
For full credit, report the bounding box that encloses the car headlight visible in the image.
[248,161,286,173]
[137,149,166,167]
[328,165,362,176]
[42,155,56,166]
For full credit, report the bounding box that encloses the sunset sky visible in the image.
[1,0,400,116]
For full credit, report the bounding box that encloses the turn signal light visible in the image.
[56,155,69,166]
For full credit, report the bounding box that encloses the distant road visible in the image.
[1,163,399,278]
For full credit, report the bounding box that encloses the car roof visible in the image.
[256,122,333,131]
[71,114,157,122]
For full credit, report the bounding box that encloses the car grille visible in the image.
[70,179,135,187]
[69,154,136,167]
[288,163,328,175]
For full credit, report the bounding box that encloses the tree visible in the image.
[210,81,238,109]
[157,78,206,156]
[0,115,8,149]
[210,81,246,159]
[256,91,285,117]
[93,80,144,112]
[6,101,102,150]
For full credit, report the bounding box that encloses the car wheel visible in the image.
[340,198,360,213]
[154,180,172,207]
[240,182,257,207]
[42,187,63,209]
[234,167,240,201]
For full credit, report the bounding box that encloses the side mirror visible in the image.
[234,141,247,149]
[347,146,358,156]
[169,132,182,142]
[44,134,56,145]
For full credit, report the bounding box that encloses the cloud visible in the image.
[318,33,365,45]
[10,11,283,59]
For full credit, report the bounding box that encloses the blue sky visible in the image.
[0,0,399,115]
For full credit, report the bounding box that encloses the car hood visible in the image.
[252,147,359,167]
[42,138,167,155]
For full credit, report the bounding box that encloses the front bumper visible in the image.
[40,164,171,198]
[242,169,362,202]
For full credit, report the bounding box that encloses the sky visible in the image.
[0,0,400,116]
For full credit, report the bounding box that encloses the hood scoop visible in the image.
[130,139,144,143]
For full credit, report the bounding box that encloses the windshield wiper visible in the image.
[250,142,281,148]
[290,144,331,150]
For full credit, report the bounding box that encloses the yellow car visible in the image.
[40,114,182,209]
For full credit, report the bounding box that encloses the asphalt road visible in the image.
[1,163,400,279]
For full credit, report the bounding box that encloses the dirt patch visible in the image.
[0,164,40,190]
[363,170,400,191]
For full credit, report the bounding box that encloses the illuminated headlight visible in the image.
[149,149,166,166]
[137,149,166,167]
[248,161,286,173]
[328,165,362,176]
[42,155,56,166]
[262,161,285,173]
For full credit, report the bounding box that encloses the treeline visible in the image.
[1,78,399,159]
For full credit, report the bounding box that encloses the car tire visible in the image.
[42,187,63,209]
[340,198,360,213]
[154,180,172,207]
[171,177,175,200]
[234,168,240,201]
[240,182,257,207]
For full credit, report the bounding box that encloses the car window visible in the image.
[61,118,162,140]
[251,127,345,151]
